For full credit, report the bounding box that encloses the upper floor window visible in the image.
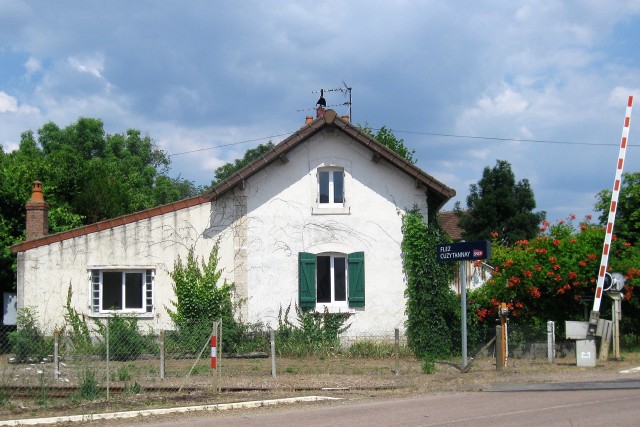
[318,168,344,206]
[91,269,154,314]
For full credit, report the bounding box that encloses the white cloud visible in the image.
[0,92,18,113]
[608,87,639,107]
[476,88,530,117]
[67,54,105,79]
[24,57,41,74]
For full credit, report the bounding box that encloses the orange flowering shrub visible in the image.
[468,215,640,338]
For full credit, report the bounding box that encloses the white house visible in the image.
[11,109,456,337]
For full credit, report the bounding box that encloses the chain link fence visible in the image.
[0,311,606,408]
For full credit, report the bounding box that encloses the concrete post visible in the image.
[547,321,555,364]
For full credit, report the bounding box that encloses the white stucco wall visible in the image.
[230,129,429,336]
[16,202,236,333]
[17,128,433,337]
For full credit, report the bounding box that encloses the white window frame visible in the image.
[313,167,350,215]
[90,269,154,315]
[318,168,344,207]
[315,253,348,309]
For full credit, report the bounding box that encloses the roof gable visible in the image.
[206,109,455,205]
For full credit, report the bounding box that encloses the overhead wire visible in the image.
[167,127,634,157]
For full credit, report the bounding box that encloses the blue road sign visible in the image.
[436,240,491,262]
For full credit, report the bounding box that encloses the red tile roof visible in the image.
[438,210,464,241]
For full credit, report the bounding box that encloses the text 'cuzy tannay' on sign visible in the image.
[435,240,491,262]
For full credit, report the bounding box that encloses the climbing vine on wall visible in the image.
[402,208,459,358]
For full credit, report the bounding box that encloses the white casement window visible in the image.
[318,168,344,207]
[298,251,365,309]
[316,254,347,306]
[91,269,154,314]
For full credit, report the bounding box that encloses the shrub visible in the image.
[94,315,146,361]
[63,284,93,355]
[9,307,53,363]
[73,368,101,401]
[421,354,436,374]
[469,216,640,339]
[167,244,240,353]
[276,304,350,356]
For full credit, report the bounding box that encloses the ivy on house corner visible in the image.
[402,208,460,358]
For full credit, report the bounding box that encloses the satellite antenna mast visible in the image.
[301,83,352,120]
[342,81,352,120]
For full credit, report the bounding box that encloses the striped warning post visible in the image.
[592,95,633,314]
[211,335,217,369]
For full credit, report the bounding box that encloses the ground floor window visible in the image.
[316,254,347,304]
[298,251,364,309]
[91,269,153,314]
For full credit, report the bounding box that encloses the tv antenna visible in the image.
[299,82,352,120]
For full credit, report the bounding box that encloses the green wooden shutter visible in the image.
[298,252,317,309]
[348,252,365,307]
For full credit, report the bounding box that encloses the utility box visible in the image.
[576,338,597,367]
[565,321,589,339]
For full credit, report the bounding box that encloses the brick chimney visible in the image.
[25,181,49,240]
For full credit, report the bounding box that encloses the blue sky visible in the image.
[1,1,640,224]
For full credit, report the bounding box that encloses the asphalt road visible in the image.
[115,383,640,427]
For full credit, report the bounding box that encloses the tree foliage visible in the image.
[0,118,201,290]
[212,142,274,185]
[359,124,416,164]
[469,215,640,338]
[455,160,545,246]
[402,209,459,358]
[595,171,640,244]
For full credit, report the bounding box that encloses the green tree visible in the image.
[212,142,274,185]
[455,160,545,246]
[595,171,640,244]
[359,124,416,163]
[0,118,202,291]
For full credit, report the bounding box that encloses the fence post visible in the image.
[394,328,400,377]
[270,329,276,378]
[547,321,555,364]
[159,330,165,380]
[54,331,59,381]
[495,325,503,371]
[106,318,110,400]
[218,318,223,384]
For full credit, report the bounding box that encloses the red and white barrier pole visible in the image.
[589,95,634,332]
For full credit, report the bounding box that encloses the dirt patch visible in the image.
[1,353,640,422]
